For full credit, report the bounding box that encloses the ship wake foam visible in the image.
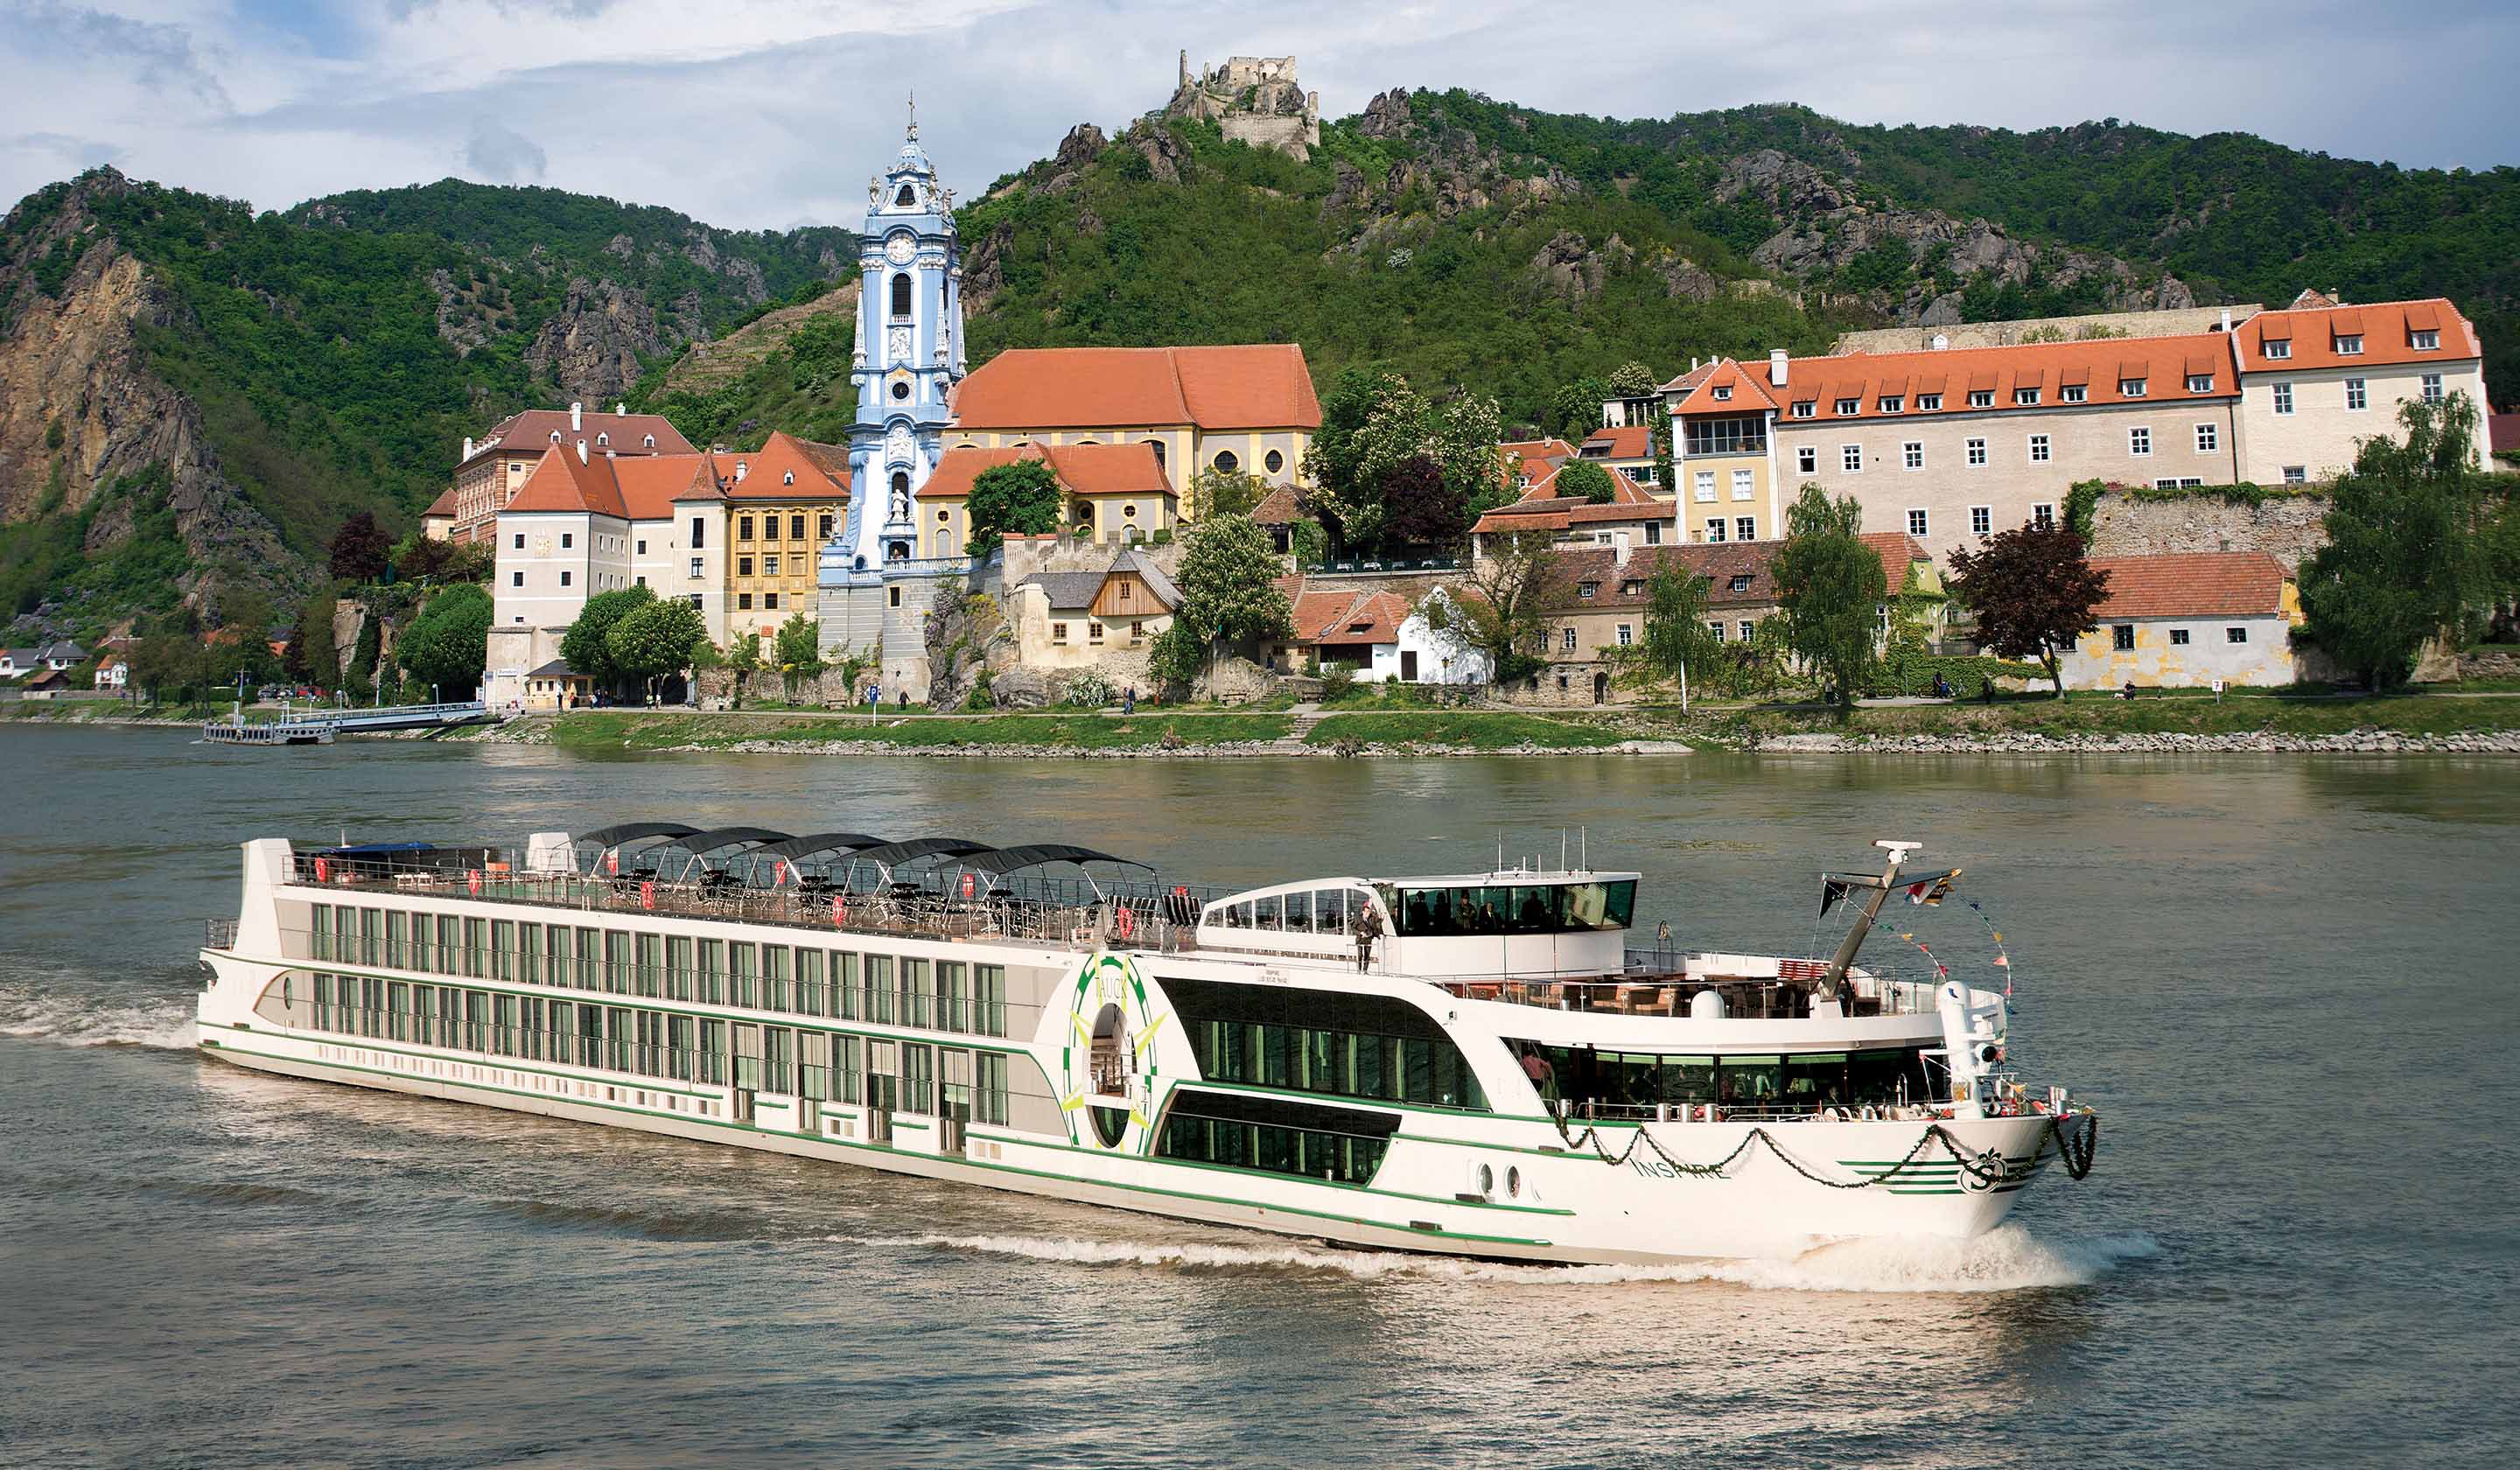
[0,980,196,1051]
[885,1223,2160,1293]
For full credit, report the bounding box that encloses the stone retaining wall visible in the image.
[2086,487,2330,572]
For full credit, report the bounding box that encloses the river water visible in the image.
[1,724,2513,1468]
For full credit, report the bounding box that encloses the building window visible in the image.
[2264,340,2291,360]
[635,538,647,555]
[1970,505,1992,536]
[1736,515,1756,542]
[2187,374,2214,392]
[888,587,902,608]
[1213,450,1239,473]
[2334,333,2362,355]
[890,271,912,318]
[2130,426,2152,456]
[764,556,780,577]
[1615,624,1634,648]
[1918,394,1942,411]
[1968,389,1993,408]
[2014,388,2040,406]
[764,592,780,610]
[1264,448,1285,474]
[1578,582,1598,600]
[738,556,753,578]
[2028,435,2051,463]
[737,592,750,610]
[1704,519,1726,543]
[1561,626,1578,652]
[1695,471,1717,502]
[2226,626,2249,645]
[1902,441,1922,471]
[1714,385,1732,401]
[2060,384,2087,403]
[788,514,805,540]
[1644,521,1663,545]
[1732,469,1754,500]
[1841,444,1863,472]
[2119,378,2146,398]
[1907,508,1928,538]
[1966,438,1987,466]
[1792,401,1816,419]
[2344,378,2368,411]
[558,570,571,587]
[2169,627,2191,646]
[690,517,705,549]
[689,556,703,578]
[2282,466,2307,485]
[1086,621,1104,644]
[511,570,524,587]
[1835,396,1859,415]
[738,517,754,541]
[560,532,573,549]
[2033,503,2055,528]
[1051,622,1068,644]
[1632,465,1656,485]
[2422,373,2444,403]
[2112,625,2135,651]
[1739,620,1754,641]
[1879,396,1903,414]
[511,532,524,550]
[1729,574,1754,592]
[1796,446,1817,473]
[2272,382,2294,416]
[2412,329,2439,351]
[2195,423,2219,452]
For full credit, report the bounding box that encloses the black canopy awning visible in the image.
[847,836,997,871]
[671,826,793,856]
[574,822,697,849]
[750,832,892,864]
[960,844,1150,877]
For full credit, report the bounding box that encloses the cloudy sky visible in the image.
[6,0,2516,232]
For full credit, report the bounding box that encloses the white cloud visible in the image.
[0,0,2512,230]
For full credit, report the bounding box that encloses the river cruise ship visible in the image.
[194,826,2098,1264]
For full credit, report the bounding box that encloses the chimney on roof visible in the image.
[614,402,626,416]
[1930,332,1950,351]
[1769,348,1788,387]
[570,402,583,431]
[1613,532,1632,570]
[735,461,749,482]
[575,438,588,464]
[462,436,474,460]
[1691,356,1700,372]
[2222,309,2232,332]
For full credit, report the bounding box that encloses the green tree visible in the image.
[1772,484,1887,714]
[1605,361,1660,397]
[1304,368,1410,551]
[2298,393,2500,690]
[771,611,827,698]
[1609,564,1724,700]
[965,458,1063,552]
[1426,528,1567,685]
[1188,466,1272,522]
[328,511,390,584]
[558,585,655,692]
[1304,371,1510,553]
[722,630,763,704]
[1146,514,1294,690]
[284,590,339,688]
[1555,460,1618,505]
[394,583,492,698]
[1945,519,2110,698]
[607,598,709,703]
[129,631,193,705]
[1550,375,1611,441]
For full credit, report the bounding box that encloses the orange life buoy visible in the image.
[1114,903,1136,941]
[831,893,848,928]
[312,857,329,884]
[467,869,481,896]
[605,847,620,875]
[960,872,976,899]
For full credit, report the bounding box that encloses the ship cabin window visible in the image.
[1156,1088,1399,1186]
[1206,886,1365,934]
[1509,1042,1933,1116]
[1160,975,1489,1113]
[1382,878,1635,936]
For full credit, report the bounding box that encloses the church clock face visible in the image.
[884,231,916,265]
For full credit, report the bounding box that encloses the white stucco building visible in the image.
[2057,551,2302,690]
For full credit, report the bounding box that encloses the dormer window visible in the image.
[596,431,609,445]
[2187,374,2213,392]
[549,430,562,443]
[1834,397,1859,415]
[896,184,916,206]
[1621,579,1643,595]
[2264,340,2292,360]
[1792,401,1815,418]
[1968,389,1994,408]
[2014,388,2040,406]
[643,434,656,448]
[1917,394,1942,410]
[1879,396,1902,413]
[2412,329,2440,351]
[1578,582,1598,599]
[1712,385,1732,401]
[2062,385,2088,403]
[2334,333,2362,355]
[1729,574,1753,592]
[782,470,794,485]
[2119,379,2146,397]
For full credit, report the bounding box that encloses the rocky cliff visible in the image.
[0,171,306,613]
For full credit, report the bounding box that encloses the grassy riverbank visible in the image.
[1676,690,2520,745]
[1304,711,1637,749]
[541,710,1296,752]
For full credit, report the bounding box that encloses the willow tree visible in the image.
[1771,485,1886,713]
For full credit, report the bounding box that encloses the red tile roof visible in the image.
[1281,584,1412,647]
[1474,494,1674,536]
[2090,552,2288,620]
[1858,532,1934,592]
[421,486,458,520]
[918,442,1172,499]
[1580,424,1655,458]
[1663,359,1780,416]
[2231,298,2478,372]
[1782,335,2235,424]
[1250,484,1305,524]
[502,440,830,522]
[949,345,1321,430]
[1538,542,1781,612]
[719,431,851,500]
[466,409,692,466]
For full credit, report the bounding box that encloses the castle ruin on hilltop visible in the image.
[1166,52,1320,161]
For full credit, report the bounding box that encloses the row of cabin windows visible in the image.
[1155,1090,1395,1186]
[300,974,1007,1124]
[1160,974,1488,1112]
[304,905,1008,1036]
[1514,1042,1935,1112]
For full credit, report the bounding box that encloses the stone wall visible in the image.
[2085,486,2331,572]
[1831,303,2260,354]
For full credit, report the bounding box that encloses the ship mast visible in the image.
[1820,840,1957,988]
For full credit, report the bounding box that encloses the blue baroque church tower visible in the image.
[818,108,968,692]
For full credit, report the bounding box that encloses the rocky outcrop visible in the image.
[1525,229,1632,302]
[0,168,308,610]
[1037,124,1108,197]
[1354,88,1415,141]
[660,280,857,396]
[1655,252,1720,301]
[961,220,1015,315]
[523,276,667,400]
[1124,120,1187,185]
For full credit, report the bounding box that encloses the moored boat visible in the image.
[194,827,2098,1263]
